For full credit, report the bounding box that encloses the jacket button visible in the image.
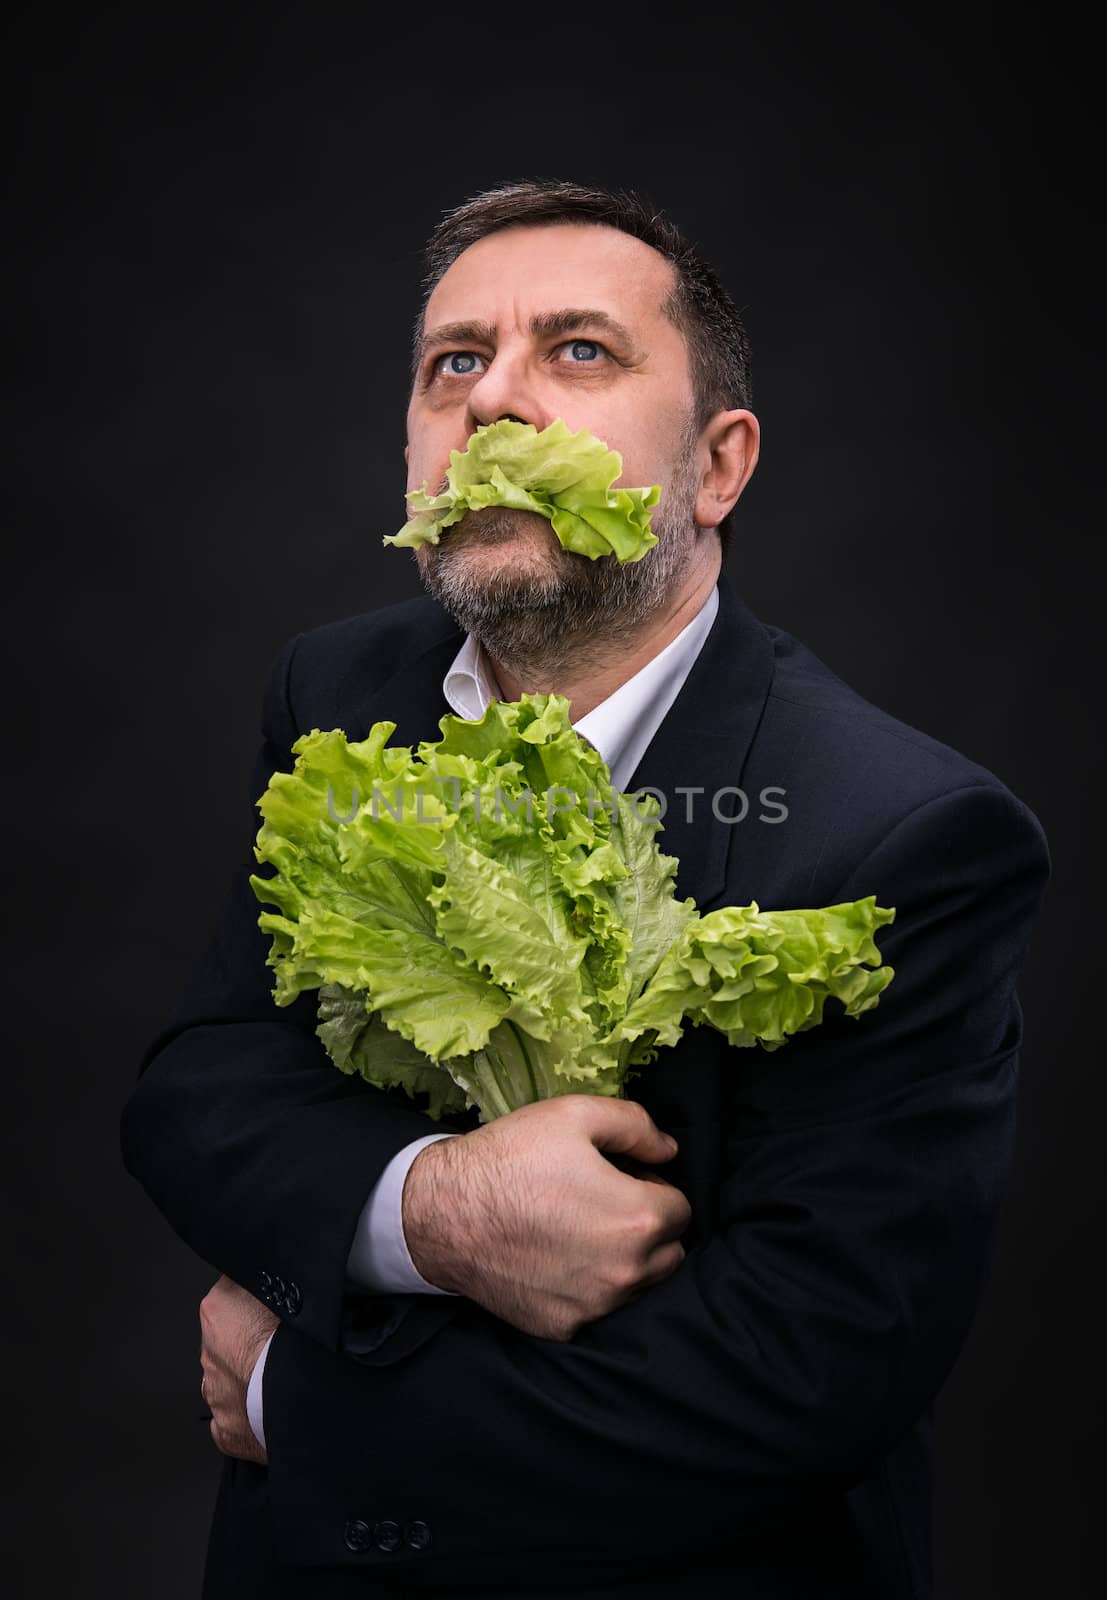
[344,1518,373,1553]
[404,1519,432,1551]
[284,1281,303,1316]
[373,1519,402,1552]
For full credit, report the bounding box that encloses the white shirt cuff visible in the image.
[246,1328,276,1451]
[346,1132,461,1294]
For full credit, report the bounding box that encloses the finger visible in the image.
[623,1181,692,1244]
[601,1160,691,1241]
[636,1239,687,1288]
[580,1098,678,1164]
[652,1189,693,1241]
[199,1274,228,1319]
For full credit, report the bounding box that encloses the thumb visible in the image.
[581,1097,678,1165]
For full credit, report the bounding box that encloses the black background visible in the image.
[6,6,1102,1597]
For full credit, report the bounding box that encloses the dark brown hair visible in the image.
[409,178,754,554]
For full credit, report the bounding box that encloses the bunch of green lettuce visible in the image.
[384,418,663,563]
[249,695,895,1123]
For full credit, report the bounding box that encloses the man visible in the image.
[121,179,1051,1599]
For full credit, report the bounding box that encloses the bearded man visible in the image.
[121,178,1050,1600]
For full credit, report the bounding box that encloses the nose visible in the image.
[466,347,547,434]
[471,403,533,430]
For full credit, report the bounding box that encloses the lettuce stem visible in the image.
[505,1020,540,1104]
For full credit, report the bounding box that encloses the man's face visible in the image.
[404,222,703,601]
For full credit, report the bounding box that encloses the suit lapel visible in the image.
[624,575,776,910]
[336,618,464,749]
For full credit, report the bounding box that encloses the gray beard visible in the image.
[416,423,704,684]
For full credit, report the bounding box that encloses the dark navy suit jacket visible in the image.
[121,575,1051,1598]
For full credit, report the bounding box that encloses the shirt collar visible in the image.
[442,631,502,722]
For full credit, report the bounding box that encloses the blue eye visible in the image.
[438,352,486,377]
[558,339,604,363]
[431,339,611,380]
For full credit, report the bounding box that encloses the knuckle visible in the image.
[660,1242,685,1276]
[602,1257,639,1297]
[629,1204,661,1242]
[598,1283,630,1317]
[556,1094,591,1130]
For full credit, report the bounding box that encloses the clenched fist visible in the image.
[403,1094,691,1342]
[199,1275,279,1465]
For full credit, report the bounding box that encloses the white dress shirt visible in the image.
[247,585,719,1447]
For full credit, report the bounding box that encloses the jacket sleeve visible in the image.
[119,632,466,1358]
[258,779,1051,1568]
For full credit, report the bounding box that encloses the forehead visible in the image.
[423,222,677,334]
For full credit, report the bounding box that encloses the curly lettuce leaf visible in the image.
[384,418,662,563]
[249,725,511,1055]
[317,984,473,1119]
[609,896,897,1060]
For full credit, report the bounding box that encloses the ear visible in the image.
[404,444,410,464]
[695,409,760,529]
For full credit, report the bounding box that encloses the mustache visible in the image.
[438,505,556,548]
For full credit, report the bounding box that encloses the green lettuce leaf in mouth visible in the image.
[384,418,663,564]
[249,693,897,1125]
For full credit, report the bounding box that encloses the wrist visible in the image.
[402,1134,472,1295]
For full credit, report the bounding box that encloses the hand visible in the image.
[403,1095,691,1342]
[199,1275,279,1465]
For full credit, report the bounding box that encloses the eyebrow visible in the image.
[417,307,642,368]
